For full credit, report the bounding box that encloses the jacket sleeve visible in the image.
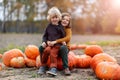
[42,27,48,43]
[56,28,72,43]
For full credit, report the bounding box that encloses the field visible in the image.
[0,34,120,80]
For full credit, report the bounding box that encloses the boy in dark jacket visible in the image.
[38,7,65,76]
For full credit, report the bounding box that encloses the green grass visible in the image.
[31,73,38,78]
[0,44,25,54]
[85,40,120,46]
[1,40,120,54]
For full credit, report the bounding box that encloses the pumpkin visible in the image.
[0,63,2,71]
[85,45,103,57]
[77,44,87,50]
[75,55,92,68]
[90,53,117,71]
[24,57,36,67]
[70,44,78,50]
[47,51,76,70]
[0,54,2,58]
[2,49,24,67]
[24,45,40,60]
[112,66,120,80]
[95,62,119,80]
[67,51,76,70]
[36,55,41,68]
[47,56,63,70]
[10,57,25,68]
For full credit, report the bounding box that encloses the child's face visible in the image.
[50,15,60,25]
[61,16,70,27]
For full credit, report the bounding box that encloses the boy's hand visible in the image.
[42,42,47,48]
[50,41,57,46]
[47,41,51,46]
[62,42,66,45]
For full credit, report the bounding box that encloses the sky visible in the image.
[0,0,3,21]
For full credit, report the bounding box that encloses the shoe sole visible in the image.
[46,71,57,76]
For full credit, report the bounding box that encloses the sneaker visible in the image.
[46,67,57,76]
[37,66,46,75]
[64,68,71,76]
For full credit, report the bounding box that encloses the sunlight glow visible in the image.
[111,0,120,9]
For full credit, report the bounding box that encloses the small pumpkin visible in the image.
[10,57,25,68]
[85,45,103,57]
[75,54,92,68]
[36,55,41,68]
[90,53,117,71]
[2,49,24,67]
[25,57,36,67]
[24,45,40,60]
[95,62,119,80]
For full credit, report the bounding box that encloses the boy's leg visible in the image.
[46,46,60,76]
[59,45,71,75]
[39,45,45,62]
[59,45,69,69]
[38,46,51,74]
[41,46,51,66]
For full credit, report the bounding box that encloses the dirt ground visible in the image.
[0,34,120,80]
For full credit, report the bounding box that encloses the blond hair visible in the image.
[47,7,62,21]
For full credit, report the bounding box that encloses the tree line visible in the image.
[0,0,120,34]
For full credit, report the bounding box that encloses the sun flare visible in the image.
[111,0,120,9]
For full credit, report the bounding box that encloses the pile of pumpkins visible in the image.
[0,44,120,80]
[1,45,41,68]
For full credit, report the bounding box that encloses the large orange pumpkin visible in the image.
[75,54,92,68]
[2,49,24,67]
[47,57,63,70]
[24,45,40,60]
[85,45,103,57]
[47,51,76,70]
[112,66,120,80]
[90,53,117,71]
[10,57,25,68]
[95,62,119,80]
[24,57,36,67]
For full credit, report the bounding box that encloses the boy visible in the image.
[38,7,65,76]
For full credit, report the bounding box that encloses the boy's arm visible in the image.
[56,28,72,43]
[42,27,48,43]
